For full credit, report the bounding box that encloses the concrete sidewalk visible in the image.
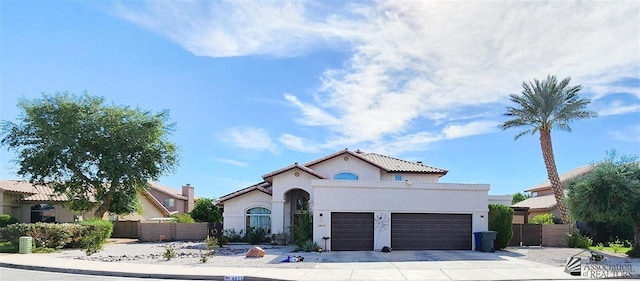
[1,252,638,280]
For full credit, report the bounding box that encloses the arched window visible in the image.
[246,207,271,233]
[333,172,359,180]
[31,204,55,223]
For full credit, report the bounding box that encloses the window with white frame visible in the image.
[246,207,271,233]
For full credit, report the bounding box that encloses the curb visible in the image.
[0,262,285,281]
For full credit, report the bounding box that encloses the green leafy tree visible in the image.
[530,213,555,225]
[566,151,640,248]
[1,92,178,218]
[511,192,531,205]
[190,198,222,222]
[500,75,597,223]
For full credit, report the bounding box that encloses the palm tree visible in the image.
[500,75,597,224]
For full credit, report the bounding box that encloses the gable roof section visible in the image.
[148,182,188,200]
[262,163,326,180]
[140,189,172,216]
[0,180,38,194]
[358,152,448,174]
[512,194,557,210]
[217,181,272,205]
[525,165,593,192]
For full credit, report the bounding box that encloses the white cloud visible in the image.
[278,134,321,153]
[215,158,248,167]
[115,1,640,153]
[608,126,640,143]
[220,126,277,152]
[597,100,640,116]
[443,121,501,139]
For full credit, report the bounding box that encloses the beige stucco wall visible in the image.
[222,190,272,234]
[0,192,22,219]
[17,202,95,223]
[488,195,513,206]
[379,172,440,182]
[311,180,490,251]
[117,194,167,221]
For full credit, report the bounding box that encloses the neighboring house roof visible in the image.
[217,182,272,204]
[21,185,69,202]
[0,180,69,201]
[0,180,38,194]
[525,165,593,193]
[0,180,186,215]
[512,194,557,210]
[140,189,172,216]
[148,181,189,200]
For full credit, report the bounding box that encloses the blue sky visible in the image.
[1,1,639,199]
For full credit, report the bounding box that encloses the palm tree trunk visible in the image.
[539,129,570,224]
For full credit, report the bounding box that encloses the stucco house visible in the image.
[217,149,492,251]
[512,165,593,220]
[0,180,195,223]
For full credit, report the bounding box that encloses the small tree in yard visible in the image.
[566,150,640,257]
[0,92,178,218]
[488,204,514,250]
[190,198,222,222]
[511,192,531,205]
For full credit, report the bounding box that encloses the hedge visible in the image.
[0,220,113,255]
[0,215,19,228]
[488,204,513,250]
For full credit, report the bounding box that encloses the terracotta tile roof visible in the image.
[217,182,272,205]
[358,152,448,174]
[512,194,557,210]
[525,165,594,192]
[0,180,37,194]
[21,185,69,202]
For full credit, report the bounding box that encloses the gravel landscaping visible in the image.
[48,239,637,269]
[51,240,321,268]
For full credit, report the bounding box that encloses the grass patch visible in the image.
[589,245,632,254]
[0,240,18,253]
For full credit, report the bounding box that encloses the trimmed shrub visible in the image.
[567,230,592,248]
[78,219,113,255]
[530,213,555,225]
[0,215,19,228]
[488,204,514,250]
[170,213,195,223]
[27,222,74,249]
[627,246,640,258]
[223,229,245,242]
[247,227,269,245]
[0,223,32,243]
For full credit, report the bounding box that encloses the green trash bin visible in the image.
[19,236,33,254]
[479,231,497,252]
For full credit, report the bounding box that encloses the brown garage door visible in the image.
[331,212,374,251]
[391,213,472,250]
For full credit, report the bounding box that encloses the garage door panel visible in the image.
[331,212,373,251]
[391,213,472,250]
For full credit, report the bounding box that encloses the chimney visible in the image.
[182,184,195,213]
